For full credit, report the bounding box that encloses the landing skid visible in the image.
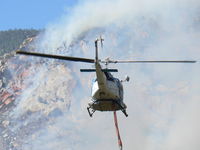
[87,100,128,117]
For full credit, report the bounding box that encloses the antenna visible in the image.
[95,39,98,62]
[100,35,104,48]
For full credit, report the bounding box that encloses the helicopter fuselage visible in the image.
[87,61,127,116]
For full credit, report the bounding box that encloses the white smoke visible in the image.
[12,0,200,150]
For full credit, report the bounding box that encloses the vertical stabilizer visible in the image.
[95,36,104,63]
[94,38,107,91]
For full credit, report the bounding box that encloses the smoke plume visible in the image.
[9,0,200,150]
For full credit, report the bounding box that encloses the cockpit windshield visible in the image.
[104,72,114,81]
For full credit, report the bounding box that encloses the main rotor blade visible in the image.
[16,50,95,63]
[103,60,196,63]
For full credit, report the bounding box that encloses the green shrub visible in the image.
[0,29,40,56]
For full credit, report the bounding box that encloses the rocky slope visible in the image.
[0,37,76,150]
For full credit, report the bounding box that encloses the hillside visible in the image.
[0,36,74,150]
[0,29,40,56]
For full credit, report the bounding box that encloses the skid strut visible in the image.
[87,107,95,117]
[114,100,128,117]
[122,109,128,117]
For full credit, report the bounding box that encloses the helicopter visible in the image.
[16,37,196,117]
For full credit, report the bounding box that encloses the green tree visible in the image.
[0,29,40,56]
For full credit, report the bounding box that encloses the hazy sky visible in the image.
[0,0,77,30]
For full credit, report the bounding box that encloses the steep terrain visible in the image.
[0,37,76,150]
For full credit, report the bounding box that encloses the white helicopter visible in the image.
[16,37,196,117]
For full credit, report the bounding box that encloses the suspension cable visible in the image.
[113,111,123,150]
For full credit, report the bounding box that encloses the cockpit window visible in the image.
[104,72,114,81]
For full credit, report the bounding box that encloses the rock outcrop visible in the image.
[0,37,76,150]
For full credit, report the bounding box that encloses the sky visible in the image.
[0,0,78,30]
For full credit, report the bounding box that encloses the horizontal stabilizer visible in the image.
[80,69,118,72]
